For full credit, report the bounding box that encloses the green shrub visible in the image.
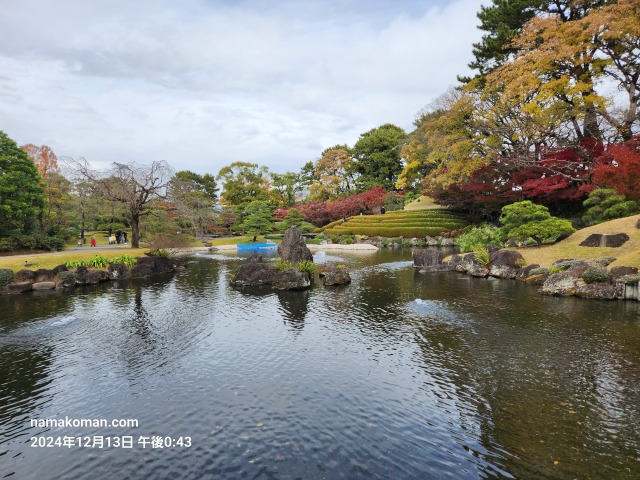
[147,248,170,258]
[618,274,640,284]
[57,271,77,281]
[553,261,575,271]
[0,269,14,286]
[548,267,564,275]
[529,267,550,276]
[583,188,640,225]
[0,238,16,252]
[592,257,617,267]
[500,201,574,245]
[14,235,37,249]
[275,259,294,271]
[296,260,318,275]
[582,266,611,284]
[110,255,138,267]
[456,224,504,253]
[343,236,354,245]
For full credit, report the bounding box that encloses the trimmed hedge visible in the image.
[324,226,453,237]
[320,209,467,237]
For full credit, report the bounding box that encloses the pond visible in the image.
[1,249,640,479]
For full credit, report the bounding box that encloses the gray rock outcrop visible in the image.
[273,268,311,290]
[413,249,452,272]
[579,233,630,248]
[489,250,525,279]
[230,254,279,287]
[320,262,352,286]
[277,226,313,264]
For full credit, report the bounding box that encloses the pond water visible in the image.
[1,249,640,479]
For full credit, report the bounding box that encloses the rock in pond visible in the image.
[273,268,311,290]
[489,250,525,279]
[277,226,313,264]
[319,262,352,286]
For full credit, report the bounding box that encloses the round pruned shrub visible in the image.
[0,268,14,286]
[582,266,611,284]
[57,271,77,282]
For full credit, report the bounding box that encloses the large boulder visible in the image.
[413,249,452,272]
[108,263,132,280]
[456,253,489,277]
[610,266,638,281]
[541,271,585,296]
[273,268,311,290]
[7,281,33,293]
[575,282,616,300]
[52,264,68,275]
[579,233,630,248]
[277,226,313,264]
[131,256,179,278]
[33,269,57,283]
[230,254,279,287]
[13,269,35,282]
[517,263,540,281]
[489,250,525,279]
[32,281,56,290]
[320,262,352,286]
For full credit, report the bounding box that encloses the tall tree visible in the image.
[238,200,274,237]
[72,159,173,248]
[270,172,300,207]
[21,144,60,179]
[351,124,406,191]
[309,145,356,201]
[217,162,270,206]
[461,0,545,80]
[0,131,44,233]
[168,170,218,239]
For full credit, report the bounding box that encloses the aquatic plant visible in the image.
[296,260,318,275]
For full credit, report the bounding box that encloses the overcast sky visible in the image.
[0,0,485,175]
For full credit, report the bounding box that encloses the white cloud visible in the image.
[0,0,484,174]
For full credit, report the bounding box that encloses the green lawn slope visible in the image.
[322,209,467,237]
[515,214,640,268]
[404,195,444,210]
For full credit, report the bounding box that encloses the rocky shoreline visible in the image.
[0,255,185,295]
[414,248,640,301]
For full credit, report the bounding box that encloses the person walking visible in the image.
[90,237,96,247]
[123,231,128,243]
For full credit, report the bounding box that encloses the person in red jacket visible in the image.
[90,237,96,247]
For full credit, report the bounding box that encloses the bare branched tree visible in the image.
[67,158,174,248]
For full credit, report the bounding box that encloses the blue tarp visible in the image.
[237,243,277,251]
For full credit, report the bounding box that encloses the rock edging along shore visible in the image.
[413,248,640,301]
[0,255,185,295]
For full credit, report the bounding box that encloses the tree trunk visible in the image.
[131,212,140,248]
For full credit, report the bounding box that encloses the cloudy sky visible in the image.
[0,0,485,175]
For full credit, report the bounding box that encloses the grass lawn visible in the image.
[513,214,640,268]
[0,248,150,272]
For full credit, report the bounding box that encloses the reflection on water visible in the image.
[0,249,639,479]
